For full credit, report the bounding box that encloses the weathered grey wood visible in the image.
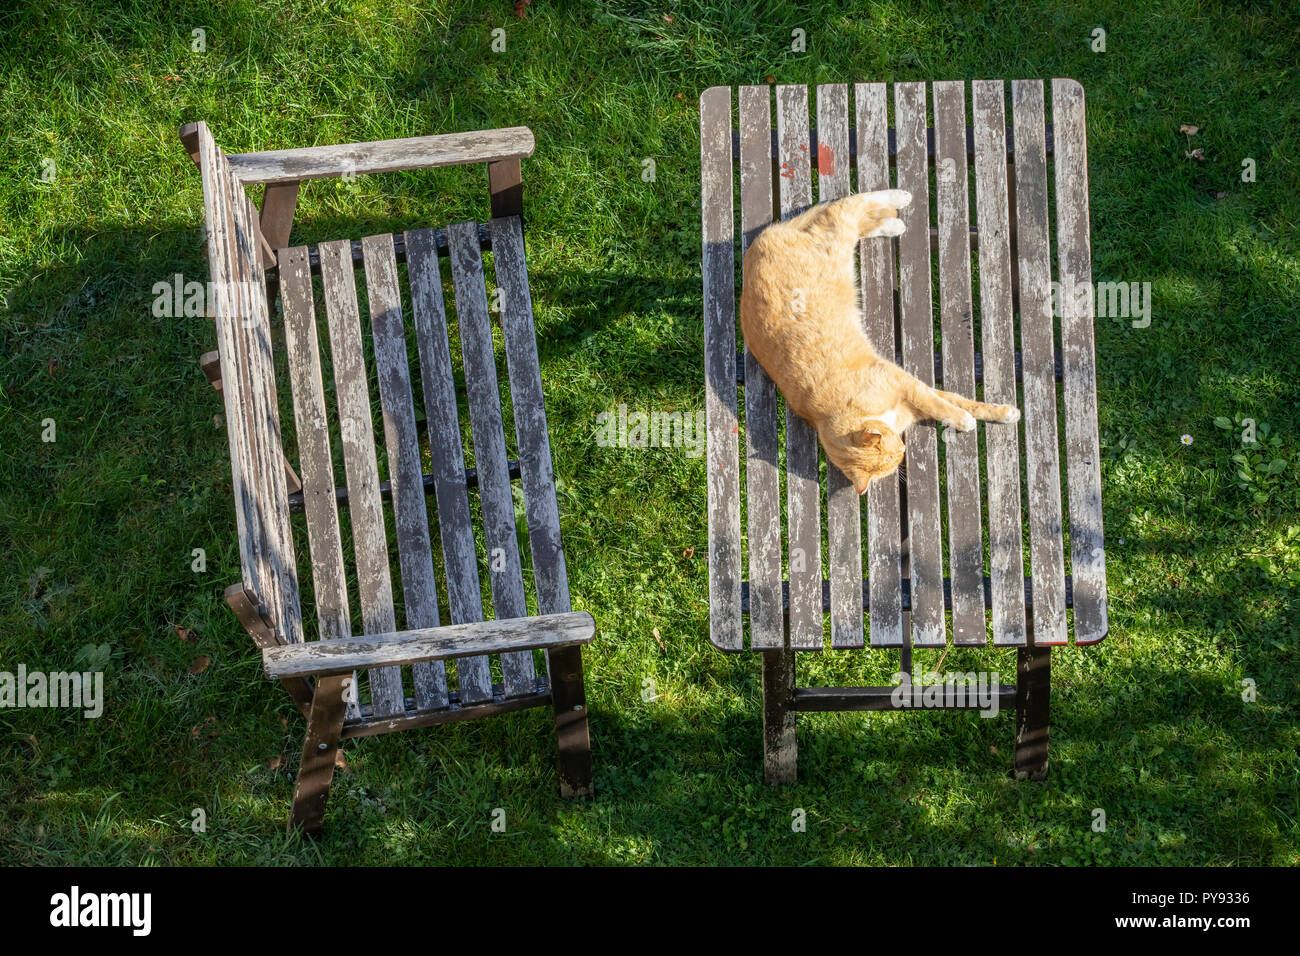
[279,245,362,719]
[446,220,535,696]
[856,82,904,648]
[738,84,783,652]
[776,84,823,651]
[264,611,596,680]
[228,127,536,184]
[817,83,864,651]
[363,233,449,710]
[196,125,262,606]
[227,158,304,647]
[492,216,569,635]
[934,81,985,646]
[405,228,494,703]
[318,239,405,716]
[700,85,743,652]
[972,80,1028,647]
[1052,78,1108,645]
[1011,80,1068,646]
[894,82,945,647]
[216,149,279,632]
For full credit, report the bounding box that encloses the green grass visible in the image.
[1,0,1297,865]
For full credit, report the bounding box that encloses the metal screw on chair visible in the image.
[318,743,328,751]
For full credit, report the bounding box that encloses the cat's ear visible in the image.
[853,425,883,447]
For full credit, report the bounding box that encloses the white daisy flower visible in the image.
[1180,434,1193,445]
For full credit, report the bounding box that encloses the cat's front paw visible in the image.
[997,406,1021,424]
[946,411,977,432]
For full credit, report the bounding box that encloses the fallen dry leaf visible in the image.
[334,751,349,771]
[189,655,211,674]
[765,75,775,84]
[513,0,531,17]
[1179,124,1199,136]
[682,545,695,559]
[652,626,666,651]
[173,624,198,642]
[267,754,282,770]
[663,14,674,22]
[1185,148,1205,161]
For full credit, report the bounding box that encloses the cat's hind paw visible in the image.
[863,188,912,210]
[866,217,905,238]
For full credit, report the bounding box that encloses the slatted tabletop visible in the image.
[700,79,1108,651]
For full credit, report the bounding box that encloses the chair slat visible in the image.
[700,86,743,651]
[972,80,1028,647]
[492,216,570,638]
[280,245,362,718]
[855,83,905,648]
[934,81,986,646]
[776,84,824,651]
[446,221,536,697]
[405,228,494,702]
[815,83,864,651]
[1052,78,1108,645]
[319,239,406,716]
[1011,80,1068,645]
[738,85,783,651]
[227,163,303,647]
[197,128,261,602]
[894,82,945,647]
[363,233,449,711]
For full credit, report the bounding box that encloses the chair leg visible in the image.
[547,645,593,798]
[762,648,797,785]
[1014,645,1051,780]
[289,674,350,835]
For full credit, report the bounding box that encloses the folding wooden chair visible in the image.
[699,80,1108,783]
[180,121,594,833]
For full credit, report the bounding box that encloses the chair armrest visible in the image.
[262,611,594,680]
[225,127,534,184]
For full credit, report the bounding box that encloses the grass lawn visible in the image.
[0,0,1297,865]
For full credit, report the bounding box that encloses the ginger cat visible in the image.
[740,189,1020,494]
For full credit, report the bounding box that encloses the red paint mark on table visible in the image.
[817,143,835,178]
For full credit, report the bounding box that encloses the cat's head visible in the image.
[824,421,906,494]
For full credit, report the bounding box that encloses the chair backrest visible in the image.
[192,124,571,721]
[194,122,304,659]
[700,80,1108,653]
